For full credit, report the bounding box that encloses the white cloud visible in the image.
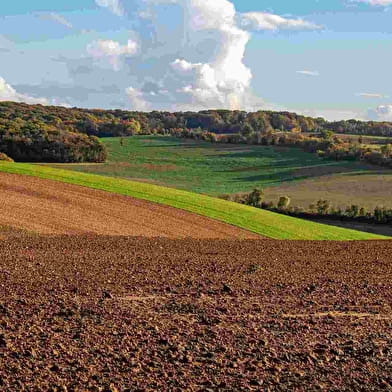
[126,87,150,111]
[0,76,49,105]
[353,0,392,6]
[368,105,392,121]
[169,0,253,110]
[296,70,320,76]
[171,59,200,73]
[95,0,124,15]
[357,92,389,98]
[39,13,73,29]
[87,39,138,57]
[60,0,320,111]
[87,39,138,70]
[298,108,367,121]
[240,12,322,31]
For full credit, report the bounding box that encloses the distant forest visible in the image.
[1,101,392,162]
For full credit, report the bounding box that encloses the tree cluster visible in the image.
[222,190,392,226]
[0,104,107,162]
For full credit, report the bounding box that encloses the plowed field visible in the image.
[1,236,392,391]
[0,172,259,239]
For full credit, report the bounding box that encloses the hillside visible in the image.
[0,171,258,239]
[49,135,382,195]
[50,136,392,216]
[0,162,387,240]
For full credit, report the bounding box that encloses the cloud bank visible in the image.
[87,0,321,111]
[0,0,321,114]
[368,105,392,121]
[0,76,49,105]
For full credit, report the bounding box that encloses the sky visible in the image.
[0,0,392,121]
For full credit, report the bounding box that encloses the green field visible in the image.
[0,162,387,240]
[47,136,381,196]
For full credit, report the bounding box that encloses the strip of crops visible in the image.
[0,162,388,240]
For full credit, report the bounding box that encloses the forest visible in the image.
[1,101,392,163]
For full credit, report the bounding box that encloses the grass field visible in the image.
[263,171,392,211]
[47,136,383,196]
[0,162,387,240]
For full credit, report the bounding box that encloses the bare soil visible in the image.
[0,172,259,239]
[1,236,392,391]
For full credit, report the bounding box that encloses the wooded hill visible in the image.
[1,101,392,162]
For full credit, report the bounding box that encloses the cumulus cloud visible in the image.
[39,13,73,29]
[126,87,150,110]
[0,76,49,105]
[168,0,252,110]
[368,105,392,121]
[296,70,320,76]
[54,0,319,111]
[95,0,124,16]
[239,12,322,31]
[87,39,138,70]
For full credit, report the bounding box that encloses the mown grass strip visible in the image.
[0,162,388,240]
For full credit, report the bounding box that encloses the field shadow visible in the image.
[233,165,369,185]
[339,169,392,177]
[306,218,392,237]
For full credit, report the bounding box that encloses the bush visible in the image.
[0,152,13,162]
[245,188,264,208]
[277,196,291,210]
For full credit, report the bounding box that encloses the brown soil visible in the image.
[0,172,259,239]
[1,236,392,391]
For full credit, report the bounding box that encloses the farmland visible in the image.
[0,111,391,392]
[47,135,392,212]
[1,136,391,392]
[263,171,392,211]
[2,235,392,390]
[0,171,258,239]
[0,162,385,240]
[48,135,386,192]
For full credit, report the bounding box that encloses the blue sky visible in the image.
[0,0,391,120]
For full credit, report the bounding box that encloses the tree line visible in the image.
[1,101,392,163]
[2,101,392,138]
[222,189,392,226]
[163,127,392,169]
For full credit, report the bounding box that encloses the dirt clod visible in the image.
[1,236,392,391]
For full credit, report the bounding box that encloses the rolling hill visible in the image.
[0,162,387,240]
